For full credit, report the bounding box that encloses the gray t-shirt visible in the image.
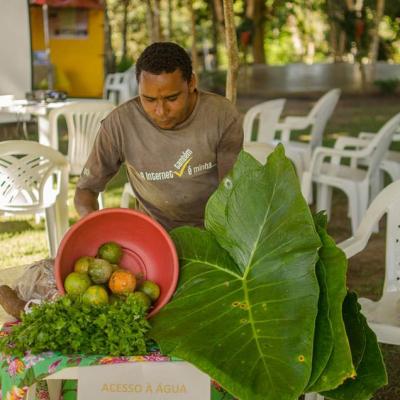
[77,90,243,230]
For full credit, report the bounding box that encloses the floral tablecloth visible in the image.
[0,322,235,400]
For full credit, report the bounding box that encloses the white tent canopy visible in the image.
[0,0,32,99]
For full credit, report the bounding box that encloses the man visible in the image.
[0,44,243,319]
[76,41,243,230]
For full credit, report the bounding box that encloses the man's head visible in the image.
[136,42,192,83]
[136,42,197,129]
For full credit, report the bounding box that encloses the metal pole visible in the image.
[42,3,53,89]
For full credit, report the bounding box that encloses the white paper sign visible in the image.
[78,361,210,400]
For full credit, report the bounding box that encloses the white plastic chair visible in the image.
[339,179,400,345]
[49,101,114,175]
[0,94,31,139]
[0,140,69,258]
[120,182,136,209]
[103,67,137,105]
[275,89,341,175]
[49,101,114,208]
[242,98,304,175]
[243,99,285,142]
[243,142,275,165]
[301,113,400,234]
[335,129,400,200]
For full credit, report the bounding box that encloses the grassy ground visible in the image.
[0,93,399,398]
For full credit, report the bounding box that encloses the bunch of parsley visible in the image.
[0,294,151,357]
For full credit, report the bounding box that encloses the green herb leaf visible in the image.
[0,294,151,356]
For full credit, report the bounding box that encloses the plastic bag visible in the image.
[13,259,59,302]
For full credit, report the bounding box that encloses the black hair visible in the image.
[136,42,193,83]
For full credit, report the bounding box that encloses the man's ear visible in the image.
[188,73,197,93]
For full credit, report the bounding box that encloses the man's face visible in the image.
[139,69,196,130]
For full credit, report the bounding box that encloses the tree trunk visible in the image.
[325,0,340,61]
[104,0,116,74]
[189,0,200,75]
[213,0,225,47]
[222,0,239,104]
[369,0,385,64]
[338,31,346,60]
[145,0,163,43]
[359,62,368,92]
[153,0,163,42]
[209,0,219,68]
[166,0,173,41]
[121,0,129,59]
[213,0,224,25]
[246,0,266,64]
[345,0,354,10]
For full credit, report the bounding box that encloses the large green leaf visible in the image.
[204,151,261,243]
[322,292,388,400]
[206,146,319,274]
[151,146,322,400]
[306,258,333,389]
[307,214,355,393]
[342,291,366,370]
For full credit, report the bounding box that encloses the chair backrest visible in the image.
[308,88,341,150]
[364,113,400,178]
[49,101,114,175]
[243,142,274,164]
[339,179,400,293]
[243,99,285,142]
[126,65,138,98]
[0,140,68,212]
[103,68,137,105]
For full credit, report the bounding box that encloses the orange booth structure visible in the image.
[30,0,104,98]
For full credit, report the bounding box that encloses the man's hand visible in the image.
[74,188,100,218]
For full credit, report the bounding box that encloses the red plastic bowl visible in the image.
[55,208,179,317]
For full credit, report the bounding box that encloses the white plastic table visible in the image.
[0,98,105,149]
[0,99,72,149]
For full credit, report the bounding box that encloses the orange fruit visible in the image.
[64,272,92,296]
[82,285,109,305]
[109,270,136,295]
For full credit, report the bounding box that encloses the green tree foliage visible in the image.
[104,0,400,71]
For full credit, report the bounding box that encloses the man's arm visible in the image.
[74,188,100,218]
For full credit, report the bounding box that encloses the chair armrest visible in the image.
[334,136,371,150]
[277,116,313,130]
[308,145,372,173]
[337,180,399,258]
[359,131,400,142]
[358,131,376,140]
[276,116,315,141]
[393,132,400,141]
[338,236,367,258]
[302,145,369,202]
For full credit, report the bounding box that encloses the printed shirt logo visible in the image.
[138,148,215,181]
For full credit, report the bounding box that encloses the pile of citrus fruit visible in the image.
[63,241,160,310]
